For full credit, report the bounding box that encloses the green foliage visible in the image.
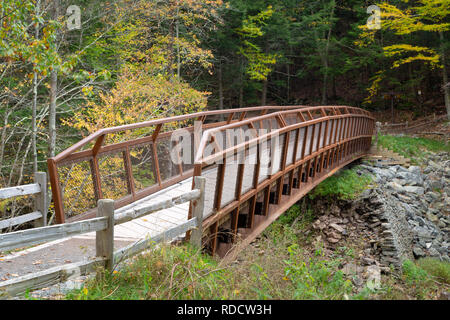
[416,258,450,284]
[401,259,440,299]
[283,244,353,300]
[378,135,450,163]
[66,244,236,300]
[402,260,429,285]
[236,5,279,81]
[309,166,374,200]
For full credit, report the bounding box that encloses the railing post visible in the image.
[34,172,48,227]
[96,199,115,272]
[375,121,381,150]
[190,176,205,248]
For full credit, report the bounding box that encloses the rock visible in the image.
[428,179,443,190]
[438,292,450,300]
[341,263,358,275]
[366,265,381,290]
[413,246,425,258]
[379,266,391,274]
[428,160,443,172]
[403,186,425,195]
[408,166,421,175]
[425,192,440,202]
[328,237,340,244]
[329,223,345,233]
[352,276,364,287]
[393,178,406,186]
[428,247,440,257]
[312,220,326,230]
[387,181,405,193]
[362,257,376,265]
[426,212,439,223]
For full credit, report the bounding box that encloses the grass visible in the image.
[416,258,450,284]
[309,165,374,200]
[379,259,450,300]
[64,204,370,300]
[66,244,236,300]
[378,135,450,163]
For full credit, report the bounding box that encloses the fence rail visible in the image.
[379,114,446,134]
[0,172,48,230]
[0,177,206,297]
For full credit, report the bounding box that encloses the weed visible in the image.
[378,135,450,164]
[309,166,373,200]
[416,258,450,284]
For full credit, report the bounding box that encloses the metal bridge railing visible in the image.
[189,106,375,255]
[48,105,314,224]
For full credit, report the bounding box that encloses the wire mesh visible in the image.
[57,159,96,218]
[156,136,181,183]
[130,143,157,191]
[98,151,129,200]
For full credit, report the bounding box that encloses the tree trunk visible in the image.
[286,62,290,103]
[261,41,269,106]
[48,0,60,158]
[218,62,224,121]
[218,62,224,108]
[261,79,268,106]
[321,3,335,105]
[176,7,180,78]
[239,58,244,108]
[32,0,40,171]
[440,31,450,120]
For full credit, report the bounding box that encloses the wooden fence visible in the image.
[0,172,48,230]
[0,176,206,298]
[379,114,447,135]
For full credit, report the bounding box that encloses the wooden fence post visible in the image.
[34,172,47,228]
[375,122,381,149]
[96,199,115,272]
[190,176,205,248]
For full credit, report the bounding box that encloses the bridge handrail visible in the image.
[188,106,375,255]
[194,106,374,165]
[48,105,316,224]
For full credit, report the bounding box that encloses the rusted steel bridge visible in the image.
[47,105,375,257]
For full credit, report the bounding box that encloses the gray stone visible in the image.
[429,179,443,190]
[426,212,439,223]
[403,186,425,195]
[329,223,345,233]
[341,263,358,275]
[366,265,381,290]
[387,181,406,193]
[425,192,440,202]
[362,257,376,265]
[408,166,422,175]
[428,247,440,257]
[352,276,364,287]
[413,246,425,258]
